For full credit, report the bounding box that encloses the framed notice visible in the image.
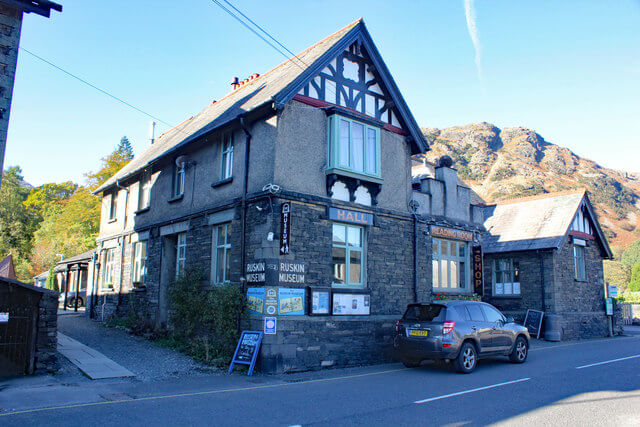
[308,287,331,315]
[278,288,305,315]
[247,288,265,315]
[332,292,370,315]
[229,331,263,376]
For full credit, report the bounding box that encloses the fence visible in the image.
[620,302,639,326]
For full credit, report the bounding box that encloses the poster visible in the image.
[311,289,330,315]
[247,288,265,315]
[278,288,305,315]
[332,293,370,315]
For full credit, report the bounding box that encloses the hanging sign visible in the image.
[524,309,544,339]
[431,225,473,241]
[229,331,263,376]
[280,202,291,255]
[472,245,484,296]
[329,207,374,226]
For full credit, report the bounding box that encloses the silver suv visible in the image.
[394,300,530,373]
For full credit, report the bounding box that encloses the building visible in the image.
[0,0,61,188]
[481,190,613,339]
[0,252,16,279]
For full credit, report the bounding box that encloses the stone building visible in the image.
[481,190,613,339]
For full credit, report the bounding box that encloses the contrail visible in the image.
[464,0,483,83]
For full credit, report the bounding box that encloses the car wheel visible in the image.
[454,342,477,373]
[66,298,74,308]
[401,358,421,368]
[509,336,528,364]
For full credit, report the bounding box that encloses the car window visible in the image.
[404,305,446,322]
[454,306,471,321]
[481,305,505,323]
[466,304,486,322]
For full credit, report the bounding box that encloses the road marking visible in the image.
[529,335,639,352]
[576,354,640,370]
[414,378,530,404]
[0,367,406,417]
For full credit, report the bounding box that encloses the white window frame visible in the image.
[432,238,470,292]
[101,248,116,290]
[213,223,231,284]
[109,191,117,221]
[332,223,365,288]
[131,240,148,287]
[492,258,521,296]
[328,115,381,178]
[574,243,586,281]
[173,164,185,198]
[138,170,151,210]
[175,232,187,278]
[221,134,234,180]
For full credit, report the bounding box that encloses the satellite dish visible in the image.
[175,155,189,168]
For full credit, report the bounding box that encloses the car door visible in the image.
[465,303,493,352]
[481,304,511,350]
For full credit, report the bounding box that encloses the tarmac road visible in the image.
[1,334,639,426]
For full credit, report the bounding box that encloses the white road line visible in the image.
[414,378,531,404]
[576,354,640,370]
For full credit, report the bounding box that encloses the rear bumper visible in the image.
[396,336,460,360]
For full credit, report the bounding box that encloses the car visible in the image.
[59,290,87,308]
[394,300,530,373]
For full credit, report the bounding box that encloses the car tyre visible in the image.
[509,336,528,364]
[401,358,421,368]
[454,342,477,374]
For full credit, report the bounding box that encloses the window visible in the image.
[132,240,148,287]
[466,304,485,322]
[109,191,117,220]
[403,304,446,322]
[432,238,469,291]
[481,304,505,324]
[138,170,151,210]
[221,134,234,180]
[213,223,231,284]
[329,115,380,177]
[574,244,586,281]
[332,223,364,287]
[102,248,116,290]
[173,164,185,198]
[454,305,471,321]
[492,259,521,296]
[175,232,187,278]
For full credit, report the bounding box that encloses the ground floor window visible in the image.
[102,248,116,290]
[432,238,469,292]
[574,243,586,281]
[132,240,148,287]
[332,223,364,287]
[492,258,520,296]
[176,232,187,278]
[213,223,231,284]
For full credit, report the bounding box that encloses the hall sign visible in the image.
[246,262,266,283]
[472,245,484,296]
[431,225,473,241]
[278,261,305,284]
[245,260,305,284]
[329,207,374,225]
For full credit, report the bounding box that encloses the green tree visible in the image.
[24,181,76,217]
[603,259,631,293]
[629,262,640,292]
[85,137,134,190]
[45,267,58,292]
[621,240,640,269]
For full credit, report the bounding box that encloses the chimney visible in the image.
[231,76,239,90]
[434,155,459,219]
[149,121,156,145]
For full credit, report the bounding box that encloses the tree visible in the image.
[603,260,631,293]
[629,262,640,292]
[621,240,640,269]
[85,137,134,190]
[45,267,58,292]
[24,181,76,220]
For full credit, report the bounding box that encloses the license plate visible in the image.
[410,329,428,337]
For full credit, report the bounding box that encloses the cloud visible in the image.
[464,0,483,83]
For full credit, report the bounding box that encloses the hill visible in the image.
[419,122,640,251]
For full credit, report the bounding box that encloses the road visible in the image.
[1,335,639,426]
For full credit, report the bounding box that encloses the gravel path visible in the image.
[57,315,222,382]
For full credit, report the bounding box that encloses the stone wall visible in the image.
[35,289,58,372]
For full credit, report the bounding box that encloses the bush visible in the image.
[629,262,640,292]
[45,267,58,292]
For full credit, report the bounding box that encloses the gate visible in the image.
[0,283,40,376]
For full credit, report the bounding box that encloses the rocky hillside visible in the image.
[419,122,640,250]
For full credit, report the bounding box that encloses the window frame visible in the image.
[331,223,366,288]
[138,170,151,210]
[220,133,234,180]
[212,223,232,284]
[175,232,187,279]
[172,164,185,198]
[432,238,470,292]
[131,240,148,288]
[101,248,116,290]
[492,258,521,297]
[108,191,118,221]
[328,115,381,179]
[574,244,586,281]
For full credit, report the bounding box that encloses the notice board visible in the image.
[332,293,370,315]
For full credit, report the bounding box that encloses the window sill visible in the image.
[211,177,233,188]
[491,295,522,299]
[107,218,117,224]
[168,194,184,204]
[432,289,472,294]
[574,278,588,283]
[132,286,147,293]
[326,168,383,184]
[331,286,368,293]
[135,207,150,216]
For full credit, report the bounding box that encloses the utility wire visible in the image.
[19,47,174,128]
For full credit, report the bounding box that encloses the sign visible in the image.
[229,331,263,376]
[0,312,8,323]
[329,207,374,226]
[605,298,613,316]
[333,293,370,315]
[247,288,265,314]
[431,225,473,241]
[524,309,544,339]
[264,287,278,315]
[308,287,331,315]
[472,245,483,295]
[264,317,277,334]
[246,262,266,283]
[280,202,291,255]
[278,288,305,315]
[279,261,305,284]
[607,285,618,298]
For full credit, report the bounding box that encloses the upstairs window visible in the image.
[172,164,185,198]
[221,134,234,180]
[329,115,380,178]
[492,259,521,296]
[109,191,118,221]
[138,170,151,210]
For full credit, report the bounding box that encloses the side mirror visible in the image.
[506,317,514,324]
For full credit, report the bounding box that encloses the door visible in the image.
[481,304,511,350]
[465,303,493,352]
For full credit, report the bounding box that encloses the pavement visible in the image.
[57,333,134,379]
[1,329,639,426]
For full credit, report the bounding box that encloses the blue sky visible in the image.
[6,0,640,186]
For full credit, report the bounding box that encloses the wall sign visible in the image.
[279,261,305,284]
[607,285,618,298]
[278,288,305,315]
[264,317,277,334]
[431,225,473,241]
[247,288,265,314]
[524,309,544,339]
[333,293,370,315]
[246,262,266,283]
[264,287,278,315]
[472,245,484,296]
[329,207,374,226]
[308,287,331,315]
[605,298,613,316]
[0,312,8,323]
[229,331,263,376]
[280,202,291,255]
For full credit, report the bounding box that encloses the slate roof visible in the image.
[482,190,591,254]
[95,19,428,194]
[57,249,96,266]
[0,254,16,280]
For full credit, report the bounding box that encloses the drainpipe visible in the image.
[116,180,130,313]
[539,251,546,311]
[413,215,419,303]
[238,116,252,332]
[91,249,101,318]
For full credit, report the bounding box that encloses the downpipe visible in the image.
[238,116,252,332]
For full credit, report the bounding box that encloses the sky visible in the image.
[5,0,640,186]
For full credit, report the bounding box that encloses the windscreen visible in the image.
[403,305,446,322]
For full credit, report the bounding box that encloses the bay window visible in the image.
[329,115,380,178]
[332,223,364,287]
[432,238,469,292]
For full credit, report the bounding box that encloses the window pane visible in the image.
[216,247,225,283]
[339,120,350,167]
[140,241,147,258]
[432,242,438,257]
[459,261,466,289]
[351,123,364,172]
[432,259,439,287]
[366,128,377,173]
[450,260,458,288]
[441,241,449,256]
[481,305,504,323]
[333,224,346,245]
[347,226,361,247]
[350,250,362,284]
[217,225,226,246]
[441,260,449,288]
[458,244,466,257]
[450,242,457,257]
[332,247,346,283]
[513,262,520,282]
[466,304,485,321]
